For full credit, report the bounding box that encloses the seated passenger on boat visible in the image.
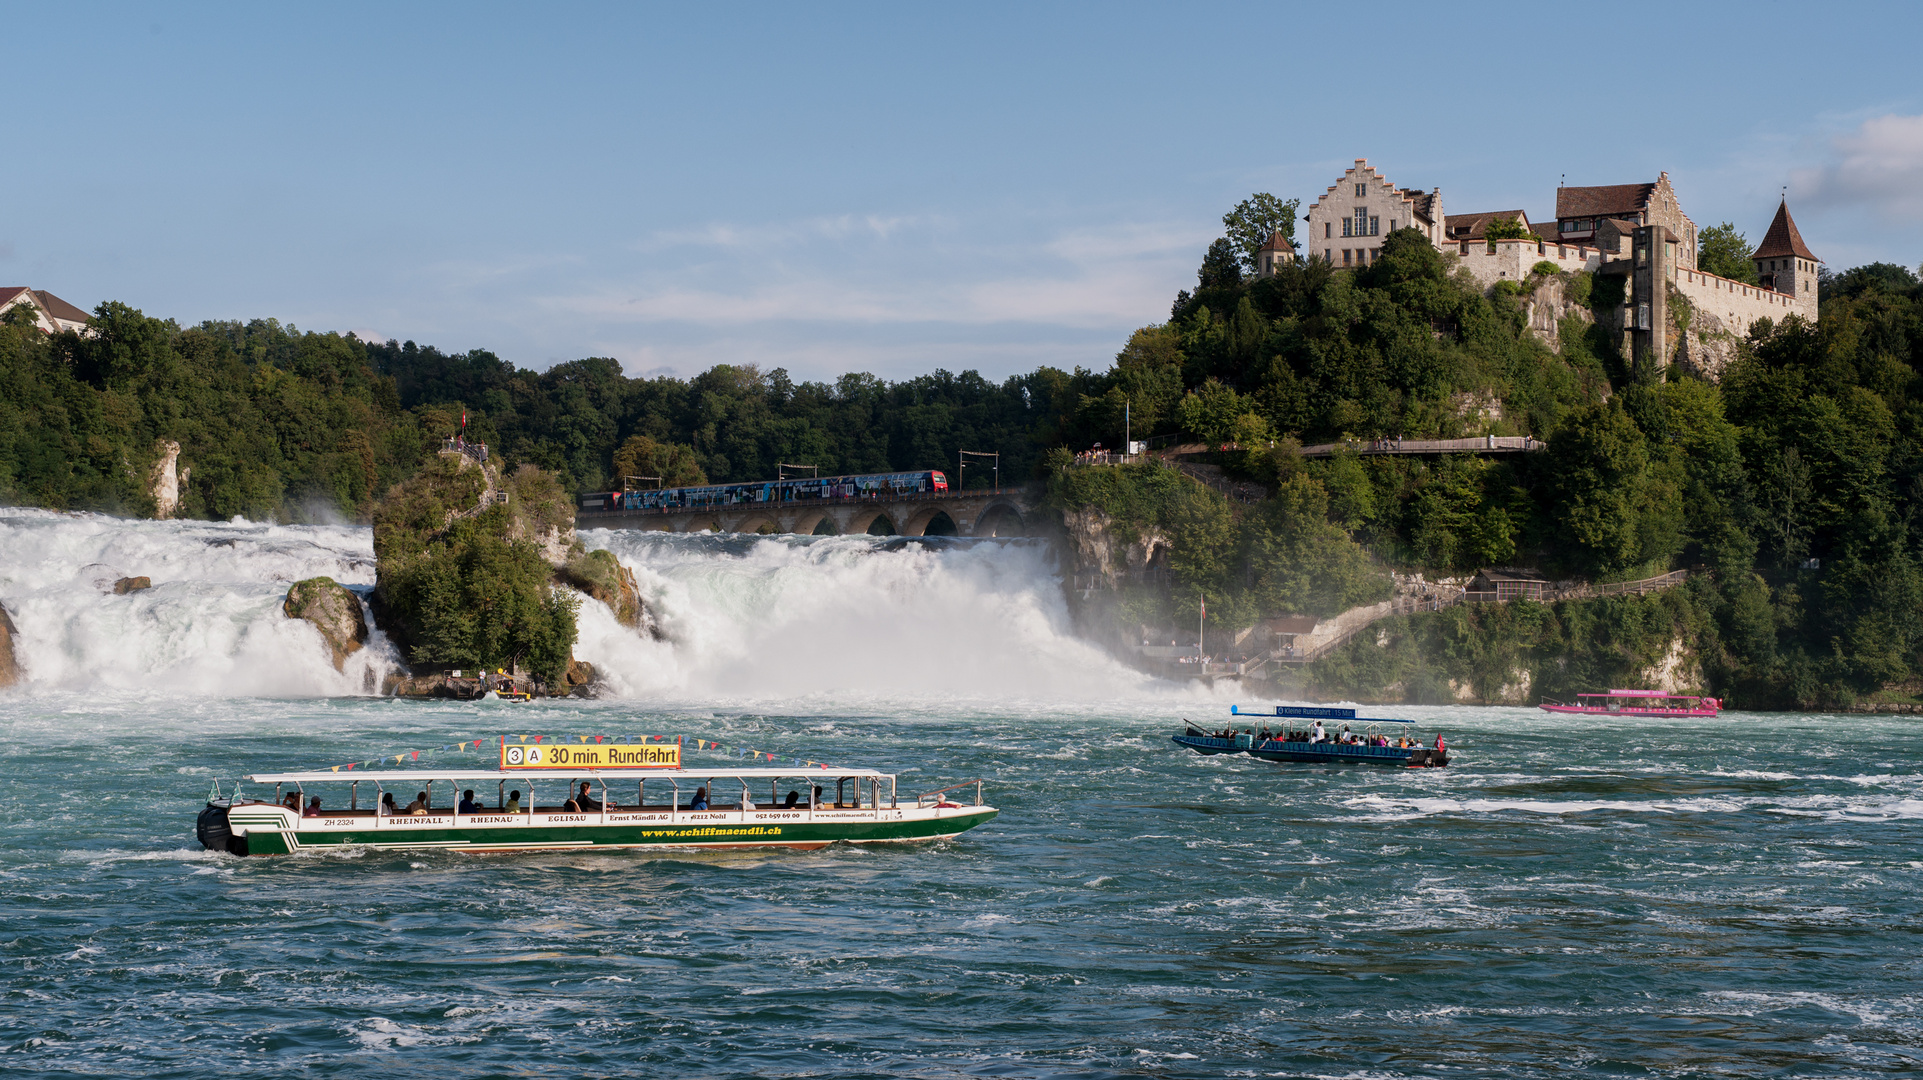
[688,786,709,810]
[573,782,601,812]
[785,790,800,808]
[458,789,480,814]
[303,796,322,817]
[505,789,521,813]
[405,791,429,814]
[379,792,397,816]
[282,791,302,812]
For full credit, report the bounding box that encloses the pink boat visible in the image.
[1539,689,1721,718]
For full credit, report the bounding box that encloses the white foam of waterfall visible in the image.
[0,509,1227,706]
[0,509,399,696]
[573,531,1190,707]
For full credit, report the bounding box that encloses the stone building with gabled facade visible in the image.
[1301,159,1444,271]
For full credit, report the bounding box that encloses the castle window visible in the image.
[1325,223,1331,239]
[1342,218,1352,238]
[1389,219,1396,232]
[1355,183,1367,197]
[1370,216,1379,235]
[1353,207,1368,236]
[1343,249,1352,265]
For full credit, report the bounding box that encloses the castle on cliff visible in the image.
[1262,158,1820,376]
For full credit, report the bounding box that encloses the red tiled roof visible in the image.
[32,290,90,323]
[1258,229,1295,253]
[1443,210,1529,240]
[0,287,90,325]
[1530,221,1560,241]
[1750,200,1819,262]
[1556,182,1654,220]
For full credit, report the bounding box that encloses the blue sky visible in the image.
[3,2,1919,384]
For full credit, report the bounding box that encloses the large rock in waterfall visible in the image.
[561,548,646,630]
[0,604,18,688]
[283,576,369,671]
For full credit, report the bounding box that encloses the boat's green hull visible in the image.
[229,808,998,856]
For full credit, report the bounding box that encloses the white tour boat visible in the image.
[195,740,995,856]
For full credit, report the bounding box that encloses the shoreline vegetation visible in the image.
[2,214,1921,710]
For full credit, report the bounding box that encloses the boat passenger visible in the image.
[689,786,709,811]
[303,796,322,817]
[812,784,824,808]
[405,791,429,814]
[1310,721,1324,743]
[784,791,800,808]
[574,782,602,812]
[378,792,397,817]
[283,791,301,812]
[505,790,521,813]
[458,789,480,814]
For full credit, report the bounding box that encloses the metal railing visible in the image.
[916,779,986,808]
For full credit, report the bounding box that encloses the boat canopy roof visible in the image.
[245,767,888,784]
[1581,690,1702,698]
[1230,704,1415,724]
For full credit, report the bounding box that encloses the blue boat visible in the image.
[1173,704,1449,767]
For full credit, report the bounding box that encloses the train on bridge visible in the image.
[579,470,949,514]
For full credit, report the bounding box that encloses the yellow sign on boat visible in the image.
[499,743,680,770]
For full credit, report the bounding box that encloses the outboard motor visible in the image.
[196,802,248,856]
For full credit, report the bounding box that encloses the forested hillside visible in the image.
[0,305,1103,520]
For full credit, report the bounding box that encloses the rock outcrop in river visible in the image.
[368,447,646,695]
[282,576,369,671]
[0,604,18,688]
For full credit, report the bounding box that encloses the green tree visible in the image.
[1698,222,1759,283]
[1483,216,1532,241]
[1198,239,1242,292]
[611,434,706,489]
[1222,193,1302,274]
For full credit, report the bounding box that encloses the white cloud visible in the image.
[1793,113,1923,220]
[544,216,1207,331]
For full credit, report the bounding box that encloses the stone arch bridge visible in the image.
[577,489,1037,537]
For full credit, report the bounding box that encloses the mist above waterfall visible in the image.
[0,510,1210,706]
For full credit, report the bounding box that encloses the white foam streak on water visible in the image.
[0,509,396,696]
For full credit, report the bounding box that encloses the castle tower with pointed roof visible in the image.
[1750,200,1820,321]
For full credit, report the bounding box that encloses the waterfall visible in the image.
[573,531,1161,706]
[0,509,399,697]
[0,509,1192,705]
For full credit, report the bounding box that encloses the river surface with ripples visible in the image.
[5,700,1920,1079]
